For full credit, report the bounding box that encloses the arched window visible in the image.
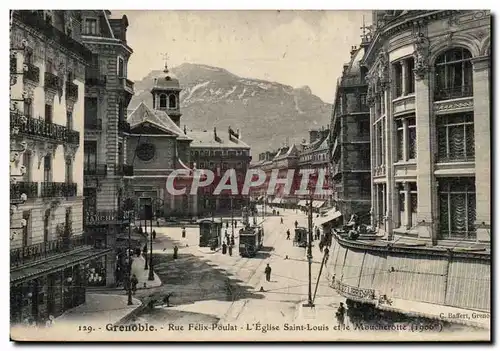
[168,94,176,109]
[159,94,167,108]
[434,48,473,101]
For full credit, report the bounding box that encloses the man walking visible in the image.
[286,229,291,240]
[264,263,272,282]
[294,220,298,228]
[336,302,346,327]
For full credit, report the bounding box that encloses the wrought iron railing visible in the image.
[10,181,38,200]
[85,69,107,86]
[84,164,107,176]
[434,85,473,101]
[13,11,93,62]
[44,71,61,92]
[10,235,89,268]
[84,210,130,226]
[41,182,77,198]
[23,63,40,84]
[65,81,78,100]
[11,112,80,144]
[84,117,102,130]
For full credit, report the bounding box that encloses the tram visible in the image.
[239,225,264,257]
[294,227,308,247]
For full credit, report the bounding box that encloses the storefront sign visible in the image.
[332,280,375,300]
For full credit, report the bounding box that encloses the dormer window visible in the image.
[44,10,53,25]
[168,94,176,109]
[83,17,98,35]
[159,94,167,108]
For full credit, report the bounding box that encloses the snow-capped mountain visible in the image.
[129,63,332,156]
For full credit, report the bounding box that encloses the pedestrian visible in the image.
[264,263,272,282]
[294,220,298,228]
[230,235,235,246]
[228,245,233,256]
[280,217,283,224]
[336,302,346,327]
[222,242,228,254]
[131,274,139,294]
[143,244,148,261]
[153,230,157,240]
[286,229,290,240]
[173,245,178,259]
[182,227,186,238]
[324,247,330,263]
[163,293,172,307]
[157,219,160,227]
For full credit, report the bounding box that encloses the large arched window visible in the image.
[168,94,177,109]
[159,94,167,108]
[434,48,473,101]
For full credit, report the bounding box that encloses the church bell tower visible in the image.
[151,56,182,127]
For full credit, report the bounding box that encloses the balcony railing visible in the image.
[119,77,135,95]
[10,235,89,268]
[338,75,366,87]
[118,120,131,133]
[10,181,38,200]
[85,71,107,87]
[65,81,78,100]
[41,182,77,198]
[115,164,134,176]
[13,11,93,62]
[434,85,473,101]
[44,71,61,93]
[23,63,40,84]
[11,112,80,145]
[84,164,107,176]
[84,210,130,226]
[84,117,102,130]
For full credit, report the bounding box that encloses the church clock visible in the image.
[136,143,156,161]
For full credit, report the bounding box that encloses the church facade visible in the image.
[124,62,251,218]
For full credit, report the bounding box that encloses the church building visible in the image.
[125,61,251,218]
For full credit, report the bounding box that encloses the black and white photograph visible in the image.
[8,9,491,342]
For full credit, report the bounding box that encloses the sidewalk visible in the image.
[55,293,142,325]
[131,254,162,289]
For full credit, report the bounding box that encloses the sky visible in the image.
[118,10,372,103]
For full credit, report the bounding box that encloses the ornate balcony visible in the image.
[115,164,134,177]
[84,117,102,130]
[11,112,80,145]
[10,235,89,268]
[44,71,61,93]
[85,69,107,87]
[13,11,93,62]
[10,181,38,200]
[434,85,473,102]
[84,164,107,177]
[84,210,130,226]
[23,63,40,84]
[41,182,77,198]
[66,81,78,100]
[119,77,135,95]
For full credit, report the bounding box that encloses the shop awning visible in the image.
[11,247,112,284]
[313,201,325,208]
[316,211,342,226]
[298,200,307,206]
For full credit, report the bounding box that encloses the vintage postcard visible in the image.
[9,9,491,342]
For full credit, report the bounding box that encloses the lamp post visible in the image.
[303,177,315,308]
[127,210,133,305]
[143,204,148,271]
[146,204,155,281]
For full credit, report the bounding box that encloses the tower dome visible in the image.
[152,60,180,89]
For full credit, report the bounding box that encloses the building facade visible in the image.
[9,10,110,324]
[363,10,490,243]
[297,128,331,209]
[80,10,134,286]
[329,45,372,223]
[126,63,251,218]
[189,127,251,215]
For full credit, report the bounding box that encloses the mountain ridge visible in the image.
[129,63,332,156]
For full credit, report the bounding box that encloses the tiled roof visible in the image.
[187,129,250,149]
[127,102,191,140]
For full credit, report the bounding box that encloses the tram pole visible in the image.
[127,210,133,305]
[303,188,315,308]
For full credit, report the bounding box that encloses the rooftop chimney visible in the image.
[350,45,358,58]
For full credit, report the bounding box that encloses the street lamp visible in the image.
[127,210,134,305]
[303,176,315,308]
